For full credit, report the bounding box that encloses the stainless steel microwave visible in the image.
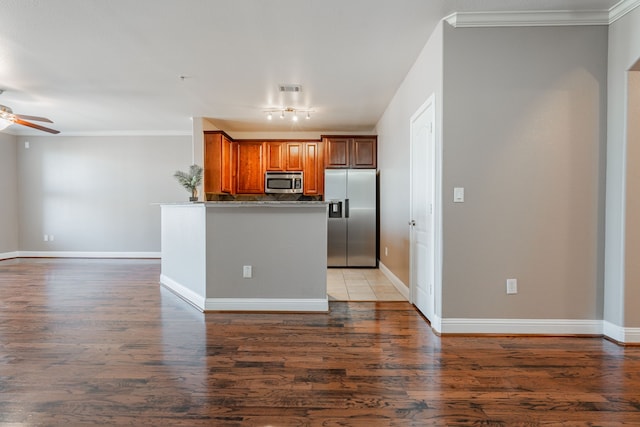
[265,171,303,193]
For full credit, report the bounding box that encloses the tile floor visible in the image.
[327,268,408,301]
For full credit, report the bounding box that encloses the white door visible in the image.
[410,96,435,322]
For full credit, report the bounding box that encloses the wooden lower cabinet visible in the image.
[236,141,264,194]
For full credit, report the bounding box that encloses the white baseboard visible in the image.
[429,313,443,334]
[204,298,329,312]
[378,261,410,301]
[160,274,328,312]
[159,274,206,311]
[603,321,640,344]
[440,318,603,336]
[17,251,161,259]
[0,251,19,260]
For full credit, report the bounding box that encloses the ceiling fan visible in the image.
[0,91,60,134]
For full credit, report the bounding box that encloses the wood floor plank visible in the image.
[1,258,640,425]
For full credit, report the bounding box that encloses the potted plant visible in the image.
[173,164,203,202]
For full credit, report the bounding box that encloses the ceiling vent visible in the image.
[278,84,302,93]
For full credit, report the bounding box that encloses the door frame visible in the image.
[409,94,442,331]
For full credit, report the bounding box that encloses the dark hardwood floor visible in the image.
[1,258,639,426]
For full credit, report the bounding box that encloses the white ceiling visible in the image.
[0,0,620,135]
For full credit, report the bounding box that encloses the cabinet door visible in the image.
[351,137,377,168]
[303,142,324,195]
[204,133,222,194]
[237,142,264,194]
[265,142,285,171]
[221,136,236,194]
[204,132,236,195]
[324,138,350,168]
[286,142,303,171]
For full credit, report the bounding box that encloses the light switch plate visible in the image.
[506,278,517,294]
[454,187,464,203]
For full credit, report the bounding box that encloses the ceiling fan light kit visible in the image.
[0,103,60,134]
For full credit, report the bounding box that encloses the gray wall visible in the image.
[206,205,328,299]
[606,6,640,327]
[441,25,608,319]
[16,135,191,253]
[376,21,443,288]
[0,133,18,255]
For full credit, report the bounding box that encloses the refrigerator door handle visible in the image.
[345,198,350,218]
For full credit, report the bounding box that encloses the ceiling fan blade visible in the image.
[13,118,60,134]
[14,114,54,123]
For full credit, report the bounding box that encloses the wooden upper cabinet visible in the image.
[265,142,285,171]
[351,137,377,168]
[204,131,236,195]
[303,141,324,195]
[286,142,303,171]
[236,141,264,194]
[324,136,377,169]
[265,141,303,171]
[324,137,350,168]
[221,135,236,194]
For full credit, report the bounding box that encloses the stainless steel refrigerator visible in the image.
[325,169,377,267]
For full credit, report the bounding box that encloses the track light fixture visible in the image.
[264,107,314,122]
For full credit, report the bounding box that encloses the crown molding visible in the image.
[609,0,640,23]
[444,10,609,28]
[444,0,640,28]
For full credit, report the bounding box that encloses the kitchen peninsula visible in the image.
[160,201,328,312]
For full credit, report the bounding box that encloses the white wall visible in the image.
[606,6,640,328]
[441,24,608,320]
[376,22,444,287]
[0,133,18,256]
[16,135,191,254]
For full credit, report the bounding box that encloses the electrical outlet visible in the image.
[243,265,252,279]
[49,235,54,242]
[506,278,518,294]
[43,234,48,242]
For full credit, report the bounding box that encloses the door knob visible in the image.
[408,220,416,226]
